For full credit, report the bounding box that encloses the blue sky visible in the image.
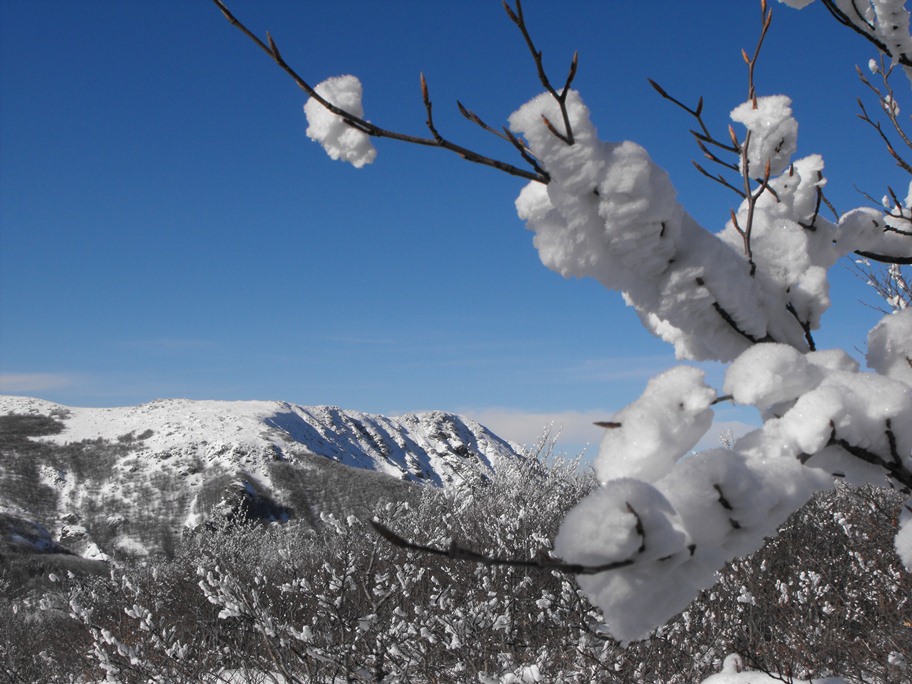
[0,1,903,455]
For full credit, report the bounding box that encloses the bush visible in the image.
[5,451,908,683]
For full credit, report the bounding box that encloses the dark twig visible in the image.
[649,78,746,199]
[696,277,777,345]
[820,0,912,68]
[743,0,774,104]
[855,250,912,265]
[211,0,547,183]
[786,301,816,351]
[456,101,552,180]
[856,98,912,175]
[692,162,746,198]
[503,0,578,145]
[827,421,912,491]
[713,484,742,530]
[858,59,912,155]
[370,520,637,576]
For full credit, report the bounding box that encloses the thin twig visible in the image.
[370,519,638,576]
[820,0,912,68]
[503,0,578,145]
[743,0,773,103]
[211,0,548,183]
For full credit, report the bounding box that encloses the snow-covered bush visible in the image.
[213,0,912,646]
[8,471,909,682]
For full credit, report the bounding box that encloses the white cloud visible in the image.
[0,373,77,393]
[463,408,760,463]
[463,407,612,457]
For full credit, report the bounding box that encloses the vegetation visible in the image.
[3,451,908,683]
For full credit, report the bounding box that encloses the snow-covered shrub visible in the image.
[12,472,907,683]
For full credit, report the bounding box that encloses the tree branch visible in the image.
[820,0,912,68]
[370,519,640,576]
[211,0,548,183]
[854,250,912,265]
[503,0,578,145]
[828,420,912,492]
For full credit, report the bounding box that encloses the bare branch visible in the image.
[743,2,774,102]
[854,250,912,265]
[211,0,548,183]
[370,519,637,576]
[692,161,746,198]
[648,78,740,156]
[855,60,912,180]
[856,99,912,175]
[820,0,912,68]
[456,100,551,180]
[503,0,577,145]
[786,301,817,351]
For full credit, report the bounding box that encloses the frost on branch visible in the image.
[505,72,912,638]
[553,362,832,642]
[216,0,912,652]
[555,336,911,641]
[510,91,899,362]
[303,75,377,168]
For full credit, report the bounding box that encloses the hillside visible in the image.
[0,395,525,561]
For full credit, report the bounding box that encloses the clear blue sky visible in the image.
[0,1,903,455]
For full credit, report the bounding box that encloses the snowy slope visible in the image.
[0,396,519,484]
[0,395,524,559]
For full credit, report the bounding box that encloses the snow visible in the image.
[897,496,912,570]
[730,96,798,177]
[0,395,519,493]
[303,75,377,168]
[550,329,911,641]
[700,653,845,683]
[503,60,912,638]
[780,0,912,79]
[505,75,909,626]
[595,366,715,483]
[867,307,912,386]
[723,343,821,410]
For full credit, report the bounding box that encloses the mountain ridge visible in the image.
[0,395,526,562]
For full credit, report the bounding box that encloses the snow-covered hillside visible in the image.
[0,396,520,486]
[0,395,525,559]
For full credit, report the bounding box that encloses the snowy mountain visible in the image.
[0,395,524,561]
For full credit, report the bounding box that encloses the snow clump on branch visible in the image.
[779,0,912,79]
[303,75,377,168]
[512,90,846,362]
[731,95,798,177]
[509,78,912,641]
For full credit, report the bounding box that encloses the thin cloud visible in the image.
[463,407,612,455]
[566,356,676,383]
[120,338,214,352]
[0,373,78,393]
[463,408,761,464]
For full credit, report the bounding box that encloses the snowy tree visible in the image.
[212,0,912,645]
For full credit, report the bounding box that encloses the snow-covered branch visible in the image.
[211,0,548,182]
[212,0,912,647]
